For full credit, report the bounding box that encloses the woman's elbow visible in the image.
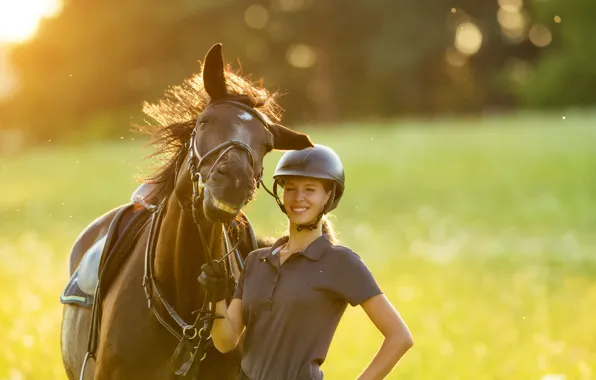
[217,346,236,354]
[388,329,413,353]
[213,338,238,354]
[401,331,414,351]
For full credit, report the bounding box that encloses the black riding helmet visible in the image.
[268,144,345,230]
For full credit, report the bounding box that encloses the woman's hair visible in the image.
[321,215,339,244]
[320,179,339,244]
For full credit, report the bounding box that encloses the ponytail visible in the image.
[321,215,339,244]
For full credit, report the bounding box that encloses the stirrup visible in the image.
[79,352,95,380]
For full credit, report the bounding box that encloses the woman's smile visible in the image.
[282,177,331,226]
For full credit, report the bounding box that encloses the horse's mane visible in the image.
[137,65,282,202]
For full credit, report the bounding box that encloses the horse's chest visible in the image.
[97,251,178,377]
[97,245,239,379]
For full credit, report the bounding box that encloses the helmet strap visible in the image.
[296,212,323,231]
[324,183,337,214]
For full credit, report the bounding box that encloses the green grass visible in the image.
[1,114,595,379]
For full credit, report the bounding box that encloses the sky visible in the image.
[0,0,62,99]
[0,0,62,44]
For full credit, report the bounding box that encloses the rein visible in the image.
[143,196,228,375]
[142,99,267,376]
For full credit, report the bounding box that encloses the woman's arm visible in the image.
[210,298,245,353]
[356,294,413,380]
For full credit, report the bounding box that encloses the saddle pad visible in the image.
[60,269,94,307]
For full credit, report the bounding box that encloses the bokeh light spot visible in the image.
[497,9,525,31]
[446,48,467,67]
[529,24,552,47]
[286,44,317,68]
[498,0,523,12]
[245,5,269,30]
[497,8,527,42]
[278,0,304,12]
[454,22,483,56]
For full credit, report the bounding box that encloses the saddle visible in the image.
[60,201,152,307]
[60,183,159,307]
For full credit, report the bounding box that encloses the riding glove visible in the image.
[198,260,228,302]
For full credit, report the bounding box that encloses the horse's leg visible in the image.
[61,305,94,380]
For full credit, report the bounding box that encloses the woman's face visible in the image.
[281,176,331,226]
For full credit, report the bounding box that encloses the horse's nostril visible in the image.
[217,164,229,175]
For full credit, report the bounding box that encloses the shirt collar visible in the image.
[258,234,332,261]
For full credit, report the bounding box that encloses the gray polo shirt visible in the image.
[233,234,382,380]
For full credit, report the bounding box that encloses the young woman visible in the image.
[199,145,413,380]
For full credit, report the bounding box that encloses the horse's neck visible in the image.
[154,194,223,318]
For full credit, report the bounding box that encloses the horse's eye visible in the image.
[198,121,209,129]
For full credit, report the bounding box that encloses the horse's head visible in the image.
[178,44,313,223]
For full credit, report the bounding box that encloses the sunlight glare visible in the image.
[0,0,62,44]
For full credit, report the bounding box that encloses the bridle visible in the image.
[187,98,273,207]
[143,98,268,376]
[187,130,260,214]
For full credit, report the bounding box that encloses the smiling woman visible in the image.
[0,0,62,44]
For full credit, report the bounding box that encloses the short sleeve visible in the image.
[333,250,383,306]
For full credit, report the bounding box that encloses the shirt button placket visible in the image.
[269,272,279,311]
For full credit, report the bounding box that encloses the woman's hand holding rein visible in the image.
[198,260,228,302]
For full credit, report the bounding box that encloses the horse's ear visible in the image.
[203,43,227,101]
[269,123,314,150]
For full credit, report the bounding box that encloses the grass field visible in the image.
[1,114,595,379]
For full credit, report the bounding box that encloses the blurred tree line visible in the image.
[0,0,587,143]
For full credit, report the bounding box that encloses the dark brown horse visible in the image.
[60,43,313,380]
